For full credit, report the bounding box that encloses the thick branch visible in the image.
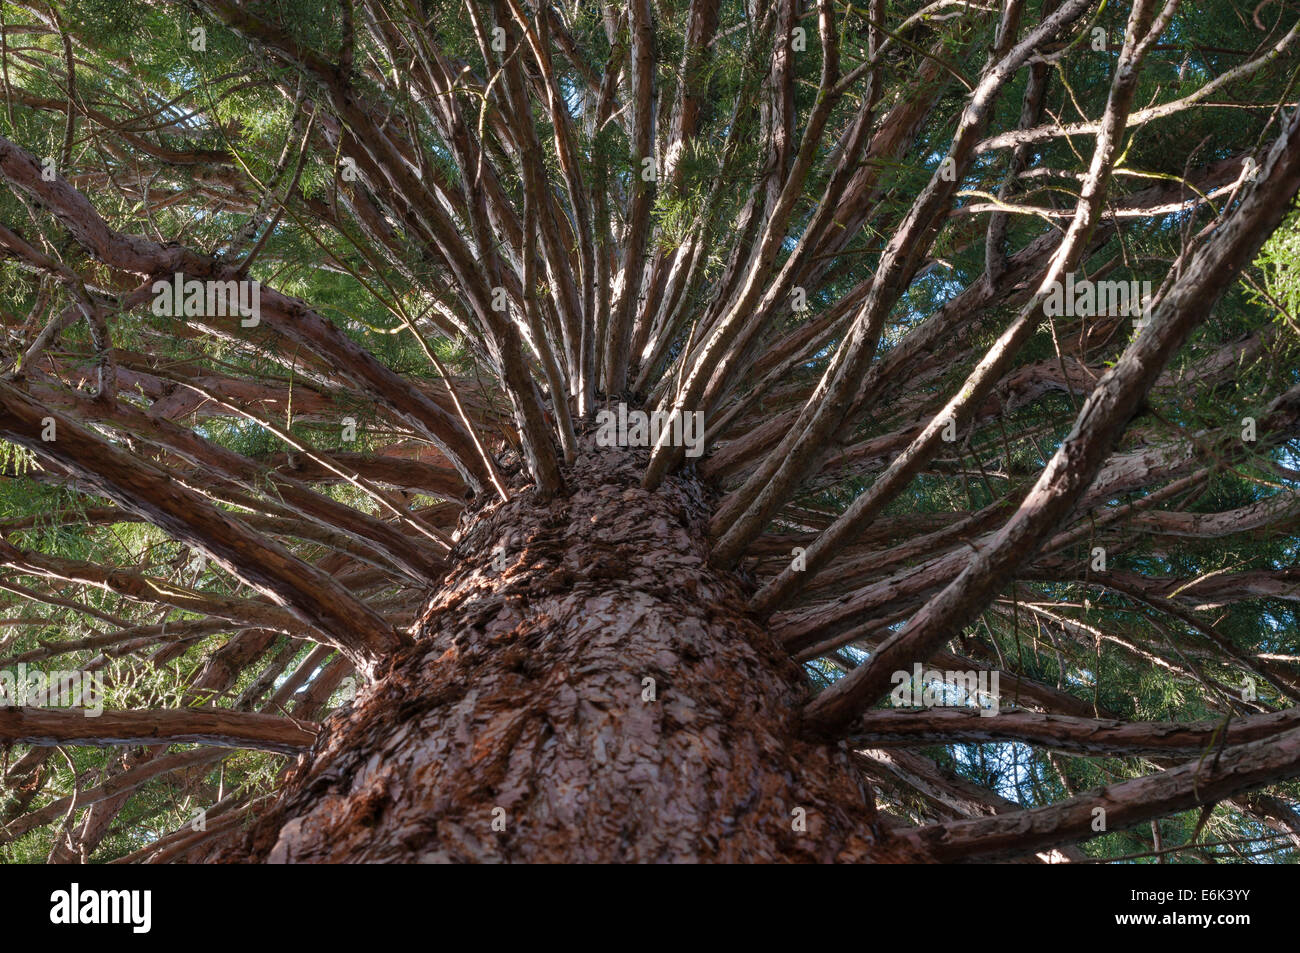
[0,707,316,754]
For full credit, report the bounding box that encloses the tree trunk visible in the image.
[201,437,923,863]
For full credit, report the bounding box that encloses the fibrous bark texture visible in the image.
[205,433,915,863]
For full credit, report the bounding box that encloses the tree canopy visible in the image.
[1,0,1300,863]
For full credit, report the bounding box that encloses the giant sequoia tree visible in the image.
[0,0,1299,865]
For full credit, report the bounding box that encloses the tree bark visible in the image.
[0,708,317,754]
[200,438,924,863]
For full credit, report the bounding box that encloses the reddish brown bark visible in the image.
[0,707,316,753]
[199,436,923,863]
[850,708,1300,758]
